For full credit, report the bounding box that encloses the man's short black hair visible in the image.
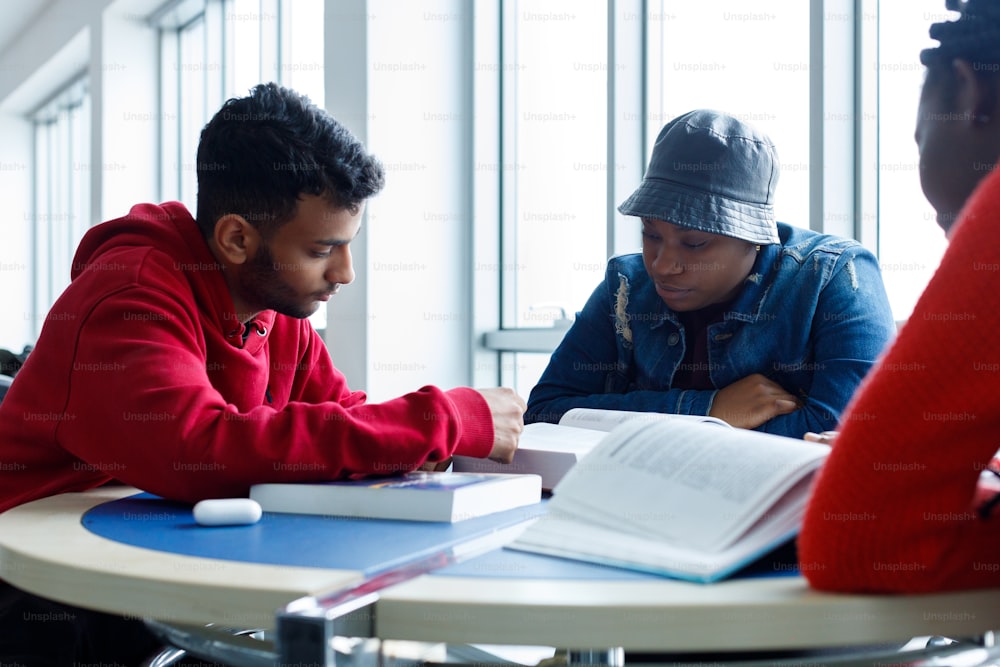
[194,82,385,238]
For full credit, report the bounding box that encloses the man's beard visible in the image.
[237,242,318,320]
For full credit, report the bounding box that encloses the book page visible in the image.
[518,423,607,453]
[549,419,827,552]
[509,507,800,582]
[559,407,731,432]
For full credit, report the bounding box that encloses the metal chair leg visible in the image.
[141,645,189,667]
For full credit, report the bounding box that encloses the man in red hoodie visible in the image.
[0,82,524,663]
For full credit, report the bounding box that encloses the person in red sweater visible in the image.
[0,83,524,663]
[799,0,1000,592]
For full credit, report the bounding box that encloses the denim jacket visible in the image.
[525,223,896,437]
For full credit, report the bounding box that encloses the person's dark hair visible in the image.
[921,0,1000,67]
[920,0,1000,100]
[195,82,385,238]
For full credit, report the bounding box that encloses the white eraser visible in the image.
[193,498,262,526]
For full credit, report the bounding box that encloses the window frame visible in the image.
[481,0,646,390]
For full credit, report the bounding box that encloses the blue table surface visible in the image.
[83,493,797,581]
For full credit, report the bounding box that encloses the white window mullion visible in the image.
[54,106,70,298]
[278,0,325,105]
[33,122,51,333]
[204,0,226,111]
[160,28,181,201]
[608,0,646,258]
[810,0,859,242]
[471,0,503,388]
[259,0,280,85]
[856,0,879,251]
[497,0,520,388]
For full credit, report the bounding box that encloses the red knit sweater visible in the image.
[0,203,494,513]
[799,166,1000,593]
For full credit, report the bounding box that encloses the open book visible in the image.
[505,418,829,583]
[453,408,730,490]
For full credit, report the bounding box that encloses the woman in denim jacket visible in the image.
[526,110,896,438]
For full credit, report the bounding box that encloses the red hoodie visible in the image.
[798,164,1000,593]
[0,202,494,512]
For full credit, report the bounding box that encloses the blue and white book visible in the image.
[250,471,542,523]
[506,419,828,583]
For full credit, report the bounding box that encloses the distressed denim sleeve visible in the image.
[756,245,896,438]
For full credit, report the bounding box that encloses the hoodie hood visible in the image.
[71,201,274,352]
[71,202,203,281]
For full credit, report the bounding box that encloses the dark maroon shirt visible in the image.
[672,300,734,390]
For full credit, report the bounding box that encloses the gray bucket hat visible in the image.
[618,110,780,245]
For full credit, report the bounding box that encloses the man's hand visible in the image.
[476,387,526,463]
[709,373,800,429]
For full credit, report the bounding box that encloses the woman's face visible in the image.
[641,218,759,312]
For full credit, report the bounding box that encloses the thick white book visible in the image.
[506,418,829,582]
[452,408,730,490]
[249,471,542,523]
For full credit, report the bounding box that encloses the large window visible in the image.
[494,2,813,396]
[501,2,609,329]
[31,76,90,335]
[497,1,611,394]
[490,3,957,396]
[132,2,964,393]
[646,1,811,227]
